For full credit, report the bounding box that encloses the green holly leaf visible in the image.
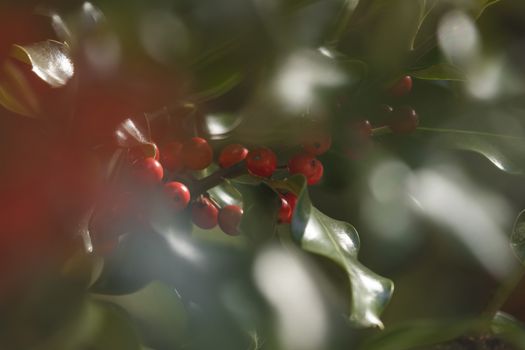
[93,281,188,350]
[32,299,141,350]
[410,63,466,81]
[510,210,525,264]
[415,127,525,175]
[491,312,525,349]
[196,164,243,208]
[202,112,243,139]
[473,0,501,18]
[236,182,280,245]
[288,175,394,328]
[11,40,74,88]
[360,318,484,350]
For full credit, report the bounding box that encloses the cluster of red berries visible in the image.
[131,127,332,231]
[128,137,243,236]
[344,76,419,158]
[125,130,330,239]
[383,75,419,133]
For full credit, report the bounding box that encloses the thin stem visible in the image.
[190,162,247,199]
[416,127,525,141]
[371,126,391,136]
[482,265,525,322]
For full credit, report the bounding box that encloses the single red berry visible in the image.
[219,144,249,168]
[133,157,164,185]
[218,205,243,236]
[288,153,324,185]
[354,120,373,138]
[278,196,292,223]
[182,137,213,170]
[302,131,332,156]
[387,106,419,134]
[160,141,184,172]
[164,182,191,212]
[387,75,413,97]
[246,148,277,177]
[283,192,298,213]
[191,197,219,229]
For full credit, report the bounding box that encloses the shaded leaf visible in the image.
[510,210,525,264]
[34,299,142,350]
[288,175,393,328]
[416,127,525,174]
[94,281,188,350]
[191,70,244,103]
[235,182,280,245]
[197,164,243,208]
[491,312,525,348]
[360,318,484,350]
[11,40,74,88]
[0,60,41,117]
[473,0,501,18]
[410,63,466,81]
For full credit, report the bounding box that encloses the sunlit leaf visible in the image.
[288,175,394,328]
[410,63,466,81]
[114,117,151,148]
[202,112,243,139]
[360,318,484,350]
[415,127,525,174]
[94,281,188,350]
[11,40,74,88]
[510,210,525,264]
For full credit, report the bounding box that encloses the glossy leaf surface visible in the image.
[288,175,393,328]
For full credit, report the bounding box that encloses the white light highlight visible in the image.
[254,247,328,350]
[274,50,346,113]
[438,10,479,66]
[408,167,515,279]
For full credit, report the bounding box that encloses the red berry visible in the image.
[219,144,248,168]
[354,120,373,138]
[133,157,163,185]
[288,154,324,185]
[246,148,277,178]
[160,141,184,172]
[278,196,292,223]
[302,131,332,156]
[164,182,191,212]
[191,197,218,229]
[218,205,243,236]
[182,137,213,170]
[387,106,419,134]
[283,192,297,213]
[387,75,413,97]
